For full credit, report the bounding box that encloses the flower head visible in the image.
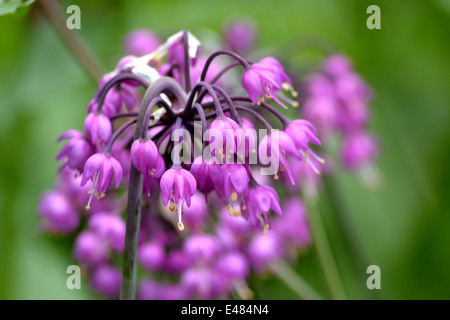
[242,185,282,233]
[56,130,93,172]
[81,153,123,209]
[124,29,161,56]
[84,113,112,146]
[160,167,197,231]
[242,57,295,108]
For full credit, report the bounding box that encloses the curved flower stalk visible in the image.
[39,28,326,300]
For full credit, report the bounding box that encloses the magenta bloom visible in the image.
[184,234,221,263]
[273,198,311,248]
[216,251,249,281]
[190,156,220,197]
[206,116,240,159]
[285,120,324,175]
[181,192,208,231]
[303,95,337,140]
[215,164,249,200]
[341,131,379,170]
[81,153,123,209]
[235,117,257,160]
[285,119,321,151]
[56,130,93,172]
[160,167,197,231]
[88,213,126,252]
[242,57,293,108]
[74,231,108,266]
[91,265,122,299]
[323,54,354,77]
[131,138,159,176]
[124,29,161,56]
[38,190,80,234]
[259,131,302,184]
[259,57,292,85]
[242,63,281,106]
[84,112,112,146]
[223,18,258,54]
[142,153,166,197]
[248,232,282,270]
[242,186,282,232]
[139,242,166,272]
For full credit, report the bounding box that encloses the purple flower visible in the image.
[335,73,371,131]
[242,185,282,233]
[223,18,258,54]
[130,138,159,177]
[341,131,379,170]
[258,130,302,184]
[206,116,240,159]
[285,120,321,151]
[124,29,161,56]
[284,120,324,175]
[248,232,282,271]
[74,231,108,266]
[303,95,338,140]
[323,54,354,77]
[142,153,166,197]
[139,242,166,271]
[190,156,220,198]
[184,234,221,263]
[272,198,311,249]
[242,62,281,106]
[160,167,197,231]
[138,280,190,300]
[56,130,93,172]
[38,190,80,234]
[91,265,122,299]
[242,57,294,108]
[181,267,227,299]
[164,250,193,274]
[214,164,249,200]
[181,192,208,231]
[88,213,126,252]
[235,117,257,161]
[84,112,112,146]
[216,251,249,281]
[81,153,123,209]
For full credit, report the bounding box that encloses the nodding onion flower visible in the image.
[40,28,331,300]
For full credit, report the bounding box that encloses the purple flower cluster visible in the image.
[39,27,321,299]
[301,54,380,188]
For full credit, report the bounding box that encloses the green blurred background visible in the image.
[0,0,449,299]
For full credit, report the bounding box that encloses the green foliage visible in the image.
[0,0,34,16]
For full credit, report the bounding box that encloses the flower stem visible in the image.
[37,0,106,84]
[120,77,187,300]
[270,260,324,300]
[306,200,346,300]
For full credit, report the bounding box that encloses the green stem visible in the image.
[120,77,187,300]
[37,0,106,84]
[270,260,324,300]
[307,200,346,300]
